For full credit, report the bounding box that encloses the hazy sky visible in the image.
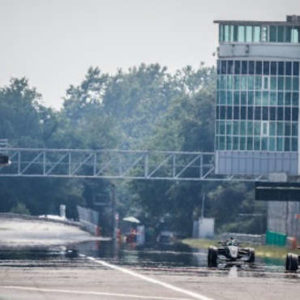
[0,0,299,109]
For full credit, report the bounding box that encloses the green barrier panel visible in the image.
[265,231,287,247]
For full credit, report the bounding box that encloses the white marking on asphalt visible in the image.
[83,255,214,300]
[0,286,191,300]
[228,266,238,278]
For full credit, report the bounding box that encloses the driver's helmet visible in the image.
[228,237,236,246]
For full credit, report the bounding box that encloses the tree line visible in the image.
[0,64,266,235]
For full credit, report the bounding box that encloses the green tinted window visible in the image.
[292,138,298,151]
[292,92,299,106]
[247,121,253,135]
[270,92,277,105]
[278,26,284,42]
[291,27,299,43]
[219,136,225,150]
[285,27,292,42]
[255,91,262,105]
[285,137,290,151]
[255,76,262,89]
[261,138,267,150]
[278,92,284,105]
[227,75,233,89]
[246,26,252,42]
[254,122,261,135]
[219,25,224,42]
[233,121,239,135]
[241,92,247,105]
[234,91,239,105]
[285,123,291,136]
[241,76,247,90]
[261,26,268,42]
[233,25,238,42]
[269,137,276,151]
[293,78,299,91]
[285,92,291,105]
[247,137,253,150]
[262,92,269,105]
[226,136,232,150]
[226,121,232,134]
[285,77,291,90]
[254,137,260,150]
[230,25,234,42]
[270,122,276,136]
[270,26,277,42]
[240,121,246,135]
[277,138,283,151]
[270,77,277,90]
[234,76,240,90]
[227,91,233,105]
[240,137,246,150]
[220,121,225,134]
[263,77,269,90]
[253,26,260,42]
[233,137,239,150]
[248,91,254,105]
[292,123,298,136]
[278,77,284,90]
[224,25,230,42]
[220,91,226,104]
[238,26,245,42]
[277,123,283,136]
[248,76,254,90]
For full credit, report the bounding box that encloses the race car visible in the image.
[207,238,255,267]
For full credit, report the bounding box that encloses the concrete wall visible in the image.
[219,43,300,60]
[215,151,298,175]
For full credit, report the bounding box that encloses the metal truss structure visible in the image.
[0,147,267,182]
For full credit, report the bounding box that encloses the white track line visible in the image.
[0,286,191,300]
[83,255,214,300]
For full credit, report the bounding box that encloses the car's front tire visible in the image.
[286,253,298,272]
[246,248,255,263]
[208,246,218,267]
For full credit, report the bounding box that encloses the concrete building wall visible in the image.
[219,43,300,60]
[216,151,298,175]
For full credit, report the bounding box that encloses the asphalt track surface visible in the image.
[1,217,300,299]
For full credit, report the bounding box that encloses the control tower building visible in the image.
[214,16,300,176]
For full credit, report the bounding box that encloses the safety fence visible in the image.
[77,205,99,235]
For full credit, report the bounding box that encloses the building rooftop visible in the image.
[214,15,300,26]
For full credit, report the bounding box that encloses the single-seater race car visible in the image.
[207,238,255,267]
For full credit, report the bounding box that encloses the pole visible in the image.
[111,183,117,240]
[201,193,205,219]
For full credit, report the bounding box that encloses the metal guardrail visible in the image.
[0,147,267,181]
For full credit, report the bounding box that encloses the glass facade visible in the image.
[219,24,300,43]
[216,60,300,152]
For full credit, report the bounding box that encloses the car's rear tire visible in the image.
[286,253,298,272]
[208,246,218,267]
[247,248,255,263]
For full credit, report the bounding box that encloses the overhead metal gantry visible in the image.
[0,147,267,182]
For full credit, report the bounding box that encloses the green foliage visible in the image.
[10,202,30,215]
[0,63,266,235]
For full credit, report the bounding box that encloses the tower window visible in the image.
[261,121,269,137]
